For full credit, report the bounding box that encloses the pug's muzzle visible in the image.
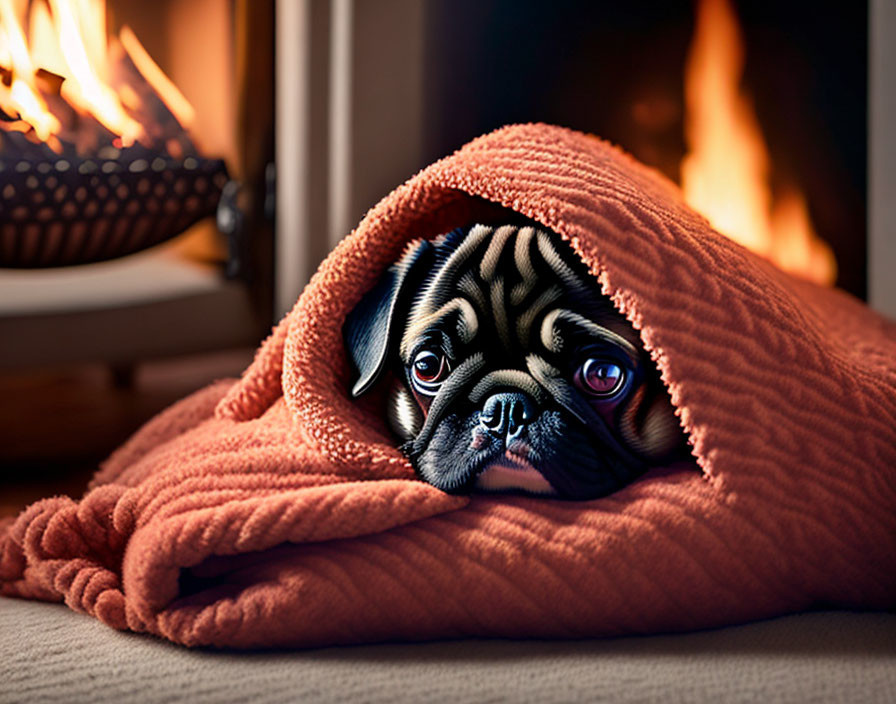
[343,223,687,499]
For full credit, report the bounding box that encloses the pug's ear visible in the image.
[343,239,434,398]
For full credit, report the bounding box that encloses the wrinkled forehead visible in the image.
[400,224,640,359]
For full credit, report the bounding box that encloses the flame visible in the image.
[28,0,65,77]
[0,0,60,142]
[49,0,142,145]
[681,0,836,285]
[119,26,194,131]
[0,0,194,152]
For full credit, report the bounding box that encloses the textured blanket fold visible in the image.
[2,124,894,648]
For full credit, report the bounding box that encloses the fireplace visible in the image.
[1,0,893,375]
[0,0,273,369]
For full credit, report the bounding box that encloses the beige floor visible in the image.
[2,600,894,704]
[0,348,254,518]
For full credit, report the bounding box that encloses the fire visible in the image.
[681,0,836,285]
[0,0,194,153]
[0,0,60,143]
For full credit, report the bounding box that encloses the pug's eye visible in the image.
[411,350,450,395]
[576,358,625,397]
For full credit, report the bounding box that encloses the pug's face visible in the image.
[344,223,685,499]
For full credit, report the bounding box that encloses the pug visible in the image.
[343,223,687,499]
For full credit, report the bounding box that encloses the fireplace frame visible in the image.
[869,0,896,319]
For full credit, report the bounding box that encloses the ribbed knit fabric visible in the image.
[1,124,894,648]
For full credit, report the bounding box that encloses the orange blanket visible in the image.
[2,124,894,648]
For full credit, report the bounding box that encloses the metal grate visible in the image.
[0,135,228,268]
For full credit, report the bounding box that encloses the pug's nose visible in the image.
[480,392,537,442]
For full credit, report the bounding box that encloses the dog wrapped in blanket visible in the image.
[344,222,688,499]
